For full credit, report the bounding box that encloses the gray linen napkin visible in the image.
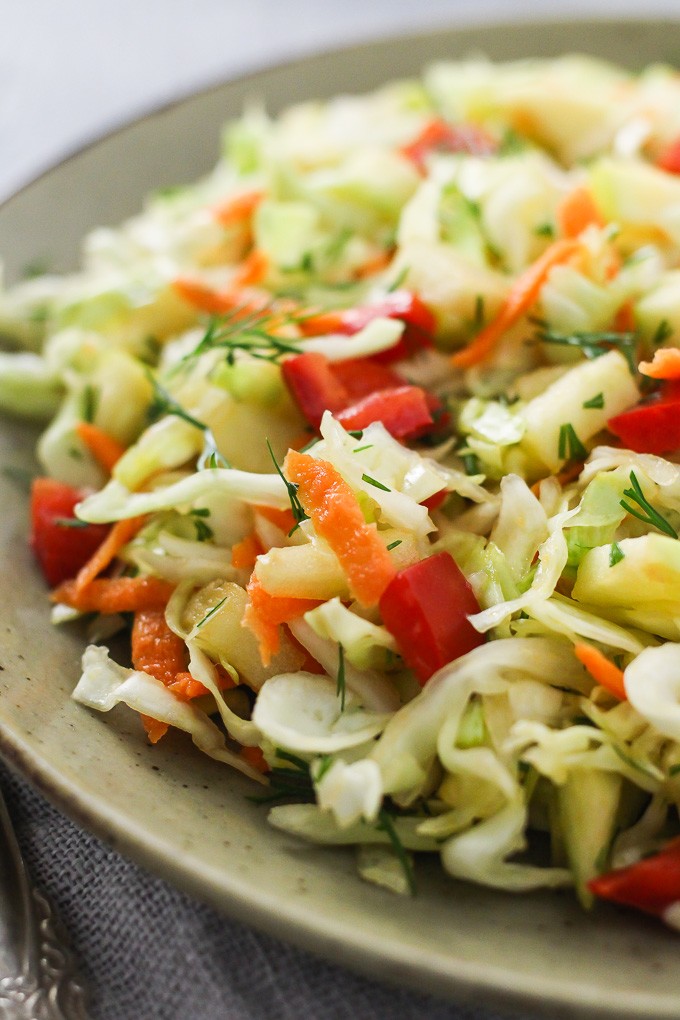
[0,760,518,1020]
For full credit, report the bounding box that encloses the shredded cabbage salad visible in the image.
[7,52,680,923]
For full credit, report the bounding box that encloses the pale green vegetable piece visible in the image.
[573,534,680,609]
[252,673,393,755]
[519,350,639,474]
[0,352,63,420]
[557,768,622,908]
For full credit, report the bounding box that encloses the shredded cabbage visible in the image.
[11,51,680,918]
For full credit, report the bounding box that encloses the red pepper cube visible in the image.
[379,551,484,684]
[30,477,110,587]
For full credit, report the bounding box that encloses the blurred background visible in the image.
[2,0,675,200]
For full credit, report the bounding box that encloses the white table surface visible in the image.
[3,3,680,1019]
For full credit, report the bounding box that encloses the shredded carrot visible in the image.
[132,607,188,685]
[72,516,144,597]
[141,716,169,744]
[239,744,270,774]
[451,238,583,369]
[142,669,236,744]
[638,347,680,380]
[296,309,346,337]
[613,300,635,333]
[231,532,263,570]
[252,504,297,533]
[243,575,322,665]
[354,249,394,279]
[75,421,126,474]
[574,642,627,701]
[212,189,264,227]
[51,575,174,614]
[555,459,586,487]
[230,249,269,288]
[284,449,397,606]
[172,277,241,315]
[556,186,604,239]
[172,277,272,318]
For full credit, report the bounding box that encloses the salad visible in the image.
[4,51,680,926]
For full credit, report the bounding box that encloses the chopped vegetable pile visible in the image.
[7,51,680,921]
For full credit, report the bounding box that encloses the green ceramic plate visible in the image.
[2,17,680,1018]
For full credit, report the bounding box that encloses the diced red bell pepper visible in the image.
[281,352,349,429]
[607,386,680,455]
[420,488,448,512]
[339,290,437,363]
[657,138,680,175]
[588,837,680,922]
[330,358,405,401]
[336,385,433,439]
[299,290,436,363]
[30,478,110,587]
[282,351,445,441]
[379,551,485,684]
[399,118,498,174]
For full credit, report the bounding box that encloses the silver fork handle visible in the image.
[0,786,88,1020]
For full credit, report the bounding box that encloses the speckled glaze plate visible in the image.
[3,17,680,1019]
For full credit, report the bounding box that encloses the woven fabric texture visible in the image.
[0,761,520,1020]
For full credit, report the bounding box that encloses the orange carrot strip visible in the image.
[638,347,680,380]
[252,504,297,533]
[574,642,627,701]
[284,449,397,606]
[213,189,264,227]
[614,300,635,333]
[72,516,144,597]
[451,239,583,369]
[51,576,174,614]
[132,607,188,686]
[239,744,270,774]
[142,669,236,744]
[132,606,187,745]
[172,277,241,315]
[75,421,126,474]
[557,186,604,239]
[297,309,346,337]
[230,249,269,288]
[141,716,169,745]
[244,575,322,665]
[354,249,393,279]
[231,532,263,570]
[172,277,271,318]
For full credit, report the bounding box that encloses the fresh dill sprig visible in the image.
[536,325,638,375]
[197,596,227,628]
[189,508,214,542]
[266,439,308,534]
[247,750,317,806]
[337,644,346,711]
[247,749,331,806]
[54,517,91,529]
[81,384,98,423]
[183,306,301,367]
[558,422,587,462]
[361,473,391,492]
[652,319,673,347]
[609,541,625,567]
[147,373,230,469]
[147,374,207,431]
[620,470,678,538]
[376,807,416,895]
